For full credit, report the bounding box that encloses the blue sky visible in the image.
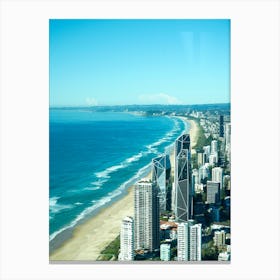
[49,19,230,107]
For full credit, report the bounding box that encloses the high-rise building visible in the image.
[152,154,171,212]
[160,243,171,261]
[223,175,231,190]
[211,140,218,154]
[171,181,176,212]
[198,164,209,183]
[206,181,220,204]
[225,123,231,149]
[189,223,202,261]
[134,180,160,251]
[209,153,218,165]
[203,145,211,163]
[191,169,199,194]
[213,230,226,247]
[210,140,218,166]
[197,152,204,167]
[219,115,224,137]
[177,220,201,261]
[118,216,134,261]
[212,167,223,190]
[174,134,192,222]
[225,123,231,162]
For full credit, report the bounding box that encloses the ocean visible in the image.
[49,109,188,250]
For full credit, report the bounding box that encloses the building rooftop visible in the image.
[160,220,178,229]
[123,216,133,223]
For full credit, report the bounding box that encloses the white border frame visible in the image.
[0,0,279,279]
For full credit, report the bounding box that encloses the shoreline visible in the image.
[177,116,199,154]
[50,117,199,261]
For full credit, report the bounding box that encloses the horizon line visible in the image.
[50,102,230,109]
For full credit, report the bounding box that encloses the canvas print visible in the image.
[49,19,231,262]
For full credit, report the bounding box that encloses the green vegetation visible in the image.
[215,219,230,227]
[160,215,169,221]
[202,241,219,260]
[193,119,213,150]
[97,235,120,261]
[223,166,231,176]
[171,247,177,260]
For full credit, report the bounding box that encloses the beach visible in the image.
[50,187,135,261]
[50,117,199,261]
[181,117,199,154]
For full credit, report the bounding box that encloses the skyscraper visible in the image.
[225,123,231,149]
[118,216,134,261]
[177,220,201,261]
[160,243,171,261]
[197,152,204,167]
[134,180,160,251]
[206,181,220,204]
[213,230,226,247]
[189,223,202,261]
[211,140,218,154]
[174,134,192,222]
[219,115,224,137]
[203,145,211,163]
[225,122,231,162]
[198,164,209,183]
[212,167,223,190]
[152,154,171,212]
[191,169,199,194]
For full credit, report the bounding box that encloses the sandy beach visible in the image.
[180,117,199,154]
[50,171,151,261]
[50,117,199,261]
[50,187,135,261]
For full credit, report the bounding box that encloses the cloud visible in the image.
[85,97,98,106]
[138,93,182,105]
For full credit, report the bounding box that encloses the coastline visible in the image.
[50,117,199,261]
[178,116,199,154]
[50,186,135,261]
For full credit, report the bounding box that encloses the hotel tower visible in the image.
[118,216,134,261]
[134,180,160,251]
[174,134,192,222]
[152,154,171,212]
[177,220,202,261]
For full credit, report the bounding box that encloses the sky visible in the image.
[49,19,230,107]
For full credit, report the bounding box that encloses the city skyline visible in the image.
[49,105,231,261]
[50,19,230,107]
[49,18,231,262]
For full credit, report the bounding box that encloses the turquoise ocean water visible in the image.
[49,109,188,249]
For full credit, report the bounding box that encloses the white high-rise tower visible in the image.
[134,180,160,251]
[118,216,134,261]
[212,167,223,190]
[177,220,201,261]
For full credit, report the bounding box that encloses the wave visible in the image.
[49,197,74,215]
[74,202,83,206]
[90,178,107,187]
[83,186,101,191]
[125,151,144,164]
[50,194,120,242]
[145,118,181,151]
[50,117,186,243]
[49,162,152,243]
[92,118,182,182]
